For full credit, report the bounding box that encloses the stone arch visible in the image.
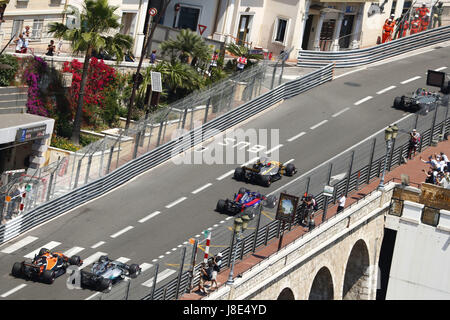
[308,266,334,300]
[342,239,370,300]
[277,287,295,300]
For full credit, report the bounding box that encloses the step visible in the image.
[0,106,26,114]
[0,94,27,101]
[0,100,27,108]
[0,86,27,94]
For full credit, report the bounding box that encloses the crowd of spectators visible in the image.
[421,151,450,188]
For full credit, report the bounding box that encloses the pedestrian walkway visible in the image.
[180,137,450,300]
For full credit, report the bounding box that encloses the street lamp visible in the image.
[378,124,398,190]
[226,215,250,285]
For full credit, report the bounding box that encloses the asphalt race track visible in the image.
[0,44,448,300]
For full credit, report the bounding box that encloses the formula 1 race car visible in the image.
[393,88,442,114]
[80,255,141,292]
[11,248,83,284]
[234,158,297,187]
[216,187,277,219]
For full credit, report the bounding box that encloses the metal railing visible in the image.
[297,25,450,68]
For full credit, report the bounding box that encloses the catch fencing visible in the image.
[297,25,450,68]
[139,96,449,300]
[0,62,334,244]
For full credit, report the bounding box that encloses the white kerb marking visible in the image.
[287,132,306,142]
[24,241,61,259]
[376,85,396,94]
[216,170,234,181]
[110,226,134,238]
[1,236,38,254]
[284,159,295,165]
[310,120,328,130]
[63,246,84,257]
[332,107,350,118]
[434,67,447,71]
[80,252,107,269]
[85,292,100,300]
[1,284,27,298]
[354,96,373,105]
[265,144,283,154]
[91,241,105,249]
[115,257,130,264]
[401,76,421,84]
[192,183,212,194]
[138,211,161,223]
[141,269,177,287]
[139,263,153,273]
[165,197,187,208]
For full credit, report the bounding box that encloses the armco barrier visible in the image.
[0,64,334,246]
[298,25,450,68]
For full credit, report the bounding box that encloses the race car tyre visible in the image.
[11,262,23,278]
[393,97,402,108]
[98,255,109,263]
[129,264,141,278]
[243,206,258,219]
[98,278,112,293]
[42,270,55,284]
[285,164,296,176]
[69,255,82,266]
[263,195,277,208]
[38,248,49,256]
[234,167,244,181]
[216,199,226,213]
[260,175,271,187]
[238,187,247,195]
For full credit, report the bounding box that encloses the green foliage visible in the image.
[0,54,19,86]
[79,132,100,147]
[50,134,80,152]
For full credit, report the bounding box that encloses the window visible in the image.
[176,6,200,31]
[274,18,288,43]
[31,19,44,39]
[11,19,23,38]
[237,14,252,45]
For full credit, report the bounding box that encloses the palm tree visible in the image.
[48,0,133,144]
[225,42,262,70]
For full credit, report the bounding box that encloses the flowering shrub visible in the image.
[24,56,49,116]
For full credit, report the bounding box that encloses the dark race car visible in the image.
[11,248,82,284]
[234,158,297,187]
[216,187,277,219]
[393,88,443,114]
[80,255,141,292]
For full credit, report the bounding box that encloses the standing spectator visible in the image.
[46,40,56,56]
[197,262,209,295]
[423,168,438,184]
[421,155,439,170]
[150,50,157,64]
[337,194,346,213]
[210,252,222,290]
[440,152,449,169]
[408,129,420,159]
[57,39,63,56]
[419,13,430,32]
[236,55,247,72]
[15,34,24,53]
[410,15,421,35]
[21,26,30,53]
[432,1,444,28]
[436,154,446,172]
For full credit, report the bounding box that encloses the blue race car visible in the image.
[80,255,141,292]
[216,187,277,219]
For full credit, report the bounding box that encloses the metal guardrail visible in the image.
[0,63,334,245]
[297,25,450,68]
[142,98,450,301]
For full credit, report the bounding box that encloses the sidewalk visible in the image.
[180,138,450,300]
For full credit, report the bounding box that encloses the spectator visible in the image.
[421,155,439,170]
[440,152,449,168]
[46,40,56,56]
[15,34,24,53]
[436,154,446,172]
[439,171,450,188]
[337,194,346,213]
[150,50,157,64]
[210,252,222,290]
[197,262,209,295]
[408,129,420,159]
[423,168,438,184]
[57,39,63,56]
[236,55,247,72]
[22,26,30,53]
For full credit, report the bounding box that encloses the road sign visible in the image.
[323,185,334,197]
[150,71,162,93]
[148,7,157,16]
[198,24,207,35]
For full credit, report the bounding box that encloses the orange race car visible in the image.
[11,248,83,284]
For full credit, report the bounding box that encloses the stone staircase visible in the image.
[0,86,27,114]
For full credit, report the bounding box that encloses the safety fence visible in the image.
[297,25,450,68]
[0,63,334,244]
[138,96,449,300]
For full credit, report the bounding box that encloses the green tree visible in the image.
[225,43,262,70]
[47,0,133,144]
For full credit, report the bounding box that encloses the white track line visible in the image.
[192,183,213,194]
[216,170,234,181]
[63,246,84,257]
[85,292,101,300]
[1,284,27,298]
[138,211,161,223]
[265,144,283,154]
[284,159,295,165]
[354,96,373,105]
[376,85,396,95]
[332,107,350,118]
[242,157,260,167]
[24,241,61,259]
[91,241,105,249]
[401,76,421,84]
[1,236,38,254]
[165,197,187,208]
[140,263,153,273]
[142,269,177,288]
[287,131,306,142]
[310,120,328,130]
[110,226,134,239]
[115,257,130,264]
[80,252,107,269]
[435,67,447,71]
